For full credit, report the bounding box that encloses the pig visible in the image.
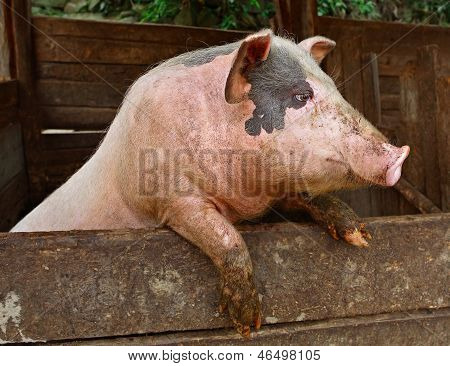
[11,30,410,337]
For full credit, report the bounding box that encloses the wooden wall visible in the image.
[0,4,9,80]
[20,15,450,218]
[0,80,28,230]
[319,17,449,217]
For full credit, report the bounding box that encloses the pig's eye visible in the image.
[294,92,312,102]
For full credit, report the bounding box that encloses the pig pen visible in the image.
[0,2,449,345]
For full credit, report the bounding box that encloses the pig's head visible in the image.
[225,30,409,195]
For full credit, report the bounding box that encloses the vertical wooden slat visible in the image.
[0,2,10,80]
[435,74,449,211]
[399,61,424,193]
[9,0,40,203]
[290,0,317,40]
[274,0,317,40]
[339,35,373,217]
[361,53,382,216]
[416,45,442,208]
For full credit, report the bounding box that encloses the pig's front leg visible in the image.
[280,194,372,248]
[166,198,261,337]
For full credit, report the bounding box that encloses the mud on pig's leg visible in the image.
[280,194,372,248]
[166,197,261,337]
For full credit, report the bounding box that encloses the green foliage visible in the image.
[31,0,449,27]
[32,1,275,30]
[318,0,448,25]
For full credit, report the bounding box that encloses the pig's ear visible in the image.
[225,31,272,104]
[299,36,336,64]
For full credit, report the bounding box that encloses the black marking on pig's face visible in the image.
[245,44,312,136]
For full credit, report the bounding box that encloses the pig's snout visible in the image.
[384,144,410,186]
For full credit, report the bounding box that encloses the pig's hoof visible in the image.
[329,222,372,248]
[219,276,261,338]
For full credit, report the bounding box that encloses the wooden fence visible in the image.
[0,214,448,345]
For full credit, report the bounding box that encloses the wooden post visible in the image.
[0,1,10,80]
[6,0,42,204]
[274,0,317,40]
[416,45,446,210]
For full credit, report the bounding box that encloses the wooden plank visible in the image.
[0,79,17,106]
[435,74,449,211]
[0,104,17,129]
[0,170,28,231]
[61,309,450,346]
[42,131,104,150]
[36,63,148,84]
[361,53,382,217]
[399,62,425,193]
[34,34,190,65]
[42,147,93,166]
[395,178,441,214]
[417,46,442,208]
[36,80,124,108]
[290,0,317,40]
[0,214,448,343]
[379,76,400,94]
[340,36,373,216]
[0,3,9,81]
[40,106,116,130]
[380,94,400,111]
[10,0,43,204]
[0,122,25,189]
[32,16,248,44]
[318,16,450,57]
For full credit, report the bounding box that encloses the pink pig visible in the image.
[12,30,409,336]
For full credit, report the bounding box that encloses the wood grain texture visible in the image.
[417,46,442,208]
[0,170,28,231]
[0,214,448,344]
[32,16,248,44]
[0,122,25,189]
[60,309,450,346]
[0,104,17,129]
[36,79,124,108]
[40,106,116,130]
[0,79,17,106]
[10,0,41,203]
[0,4,9,81]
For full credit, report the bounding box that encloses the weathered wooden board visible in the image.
[0,79,17,107]
[40,106,116,130]
[0,170,28,231]
[0,214,448,344]
[34,35,190,65]
[61,309,450,346]
[36,63,148,85]
[318,16,450,58]
[32,16,248,45]
[10,0,43,204]
[0,4,10,81]
[0,122,25,189]
[36,80,125,108]
[42,131,104,150]
[0,105,17,129]
[417,46,442,209]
